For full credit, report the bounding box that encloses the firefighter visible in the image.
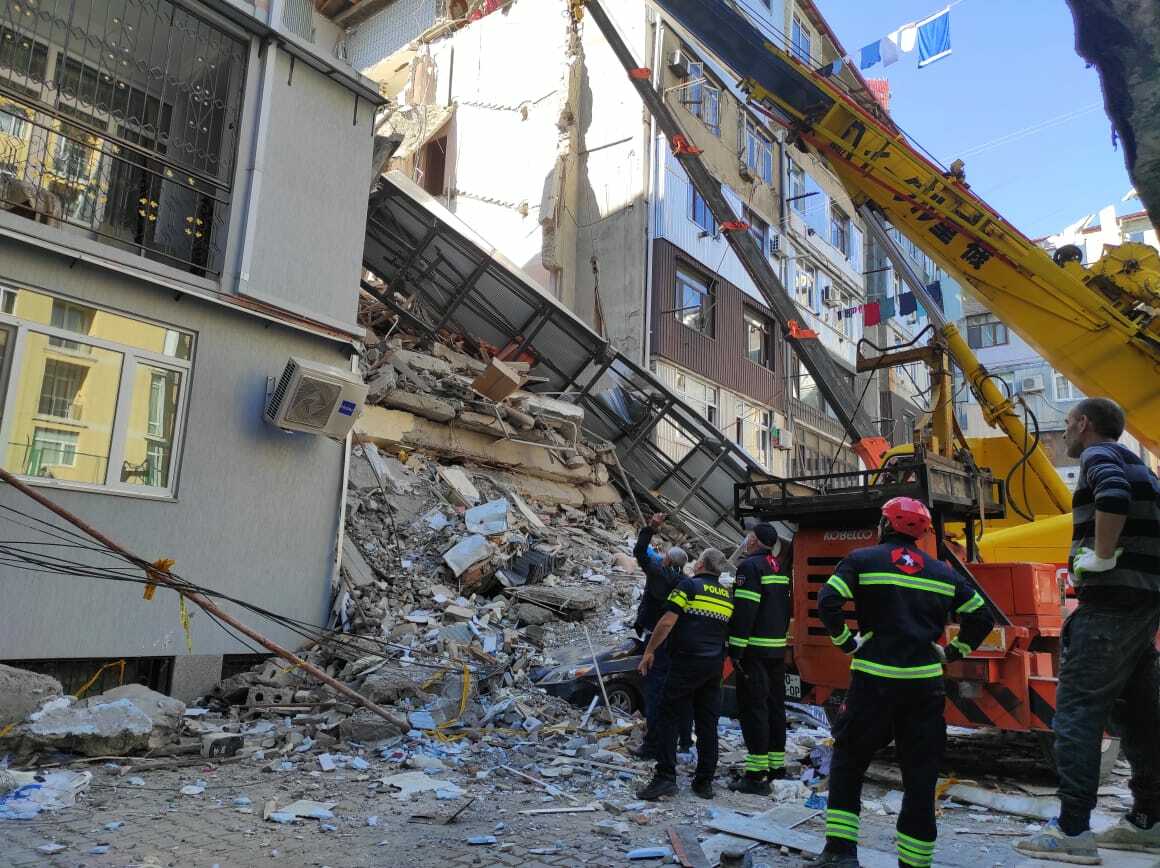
[630,512,693,760]
[727,522,791,795]
[635,548,733,801]
[812,497,994,868]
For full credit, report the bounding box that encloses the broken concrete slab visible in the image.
[339,709,405,743]
[443,534,493,577]
[382,771,465,800]
[378,389,460,422]
[19,685,184,757]
[510,586,600,621]
[342,538,379,587]
[0,663,62,728]
[464,499,510,535]
[438,465,481,506]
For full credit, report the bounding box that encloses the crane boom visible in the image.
[649,0,1160,457]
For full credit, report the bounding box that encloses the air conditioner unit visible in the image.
[822,285,840,307]
[264,357,368,440]
[769,231,783,256]
[669,49,693,78]
[1020,375,1045,393]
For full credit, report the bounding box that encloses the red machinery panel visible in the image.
[968,562,1063,631]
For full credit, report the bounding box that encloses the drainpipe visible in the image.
[642,12,663,367]
[235,0,282,296]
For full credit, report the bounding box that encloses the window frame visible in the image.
[688,185,717,235]
[683,62,721,137]
[0,287,194,499]
[830,205,851,257]
[965,313,1009,349]
[743,120,774,185]
[674,267,716,338]
[792,16,813,64]
[788,162,807,213]
[743,308,774,369]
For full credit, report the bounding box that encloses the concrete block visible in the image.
[202,732,244,757]
[168,655,224,704]
[0,663,62,727]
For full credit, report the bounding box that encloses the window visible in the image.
[689,186,716,235]
[38,360,87,420]
[675,268,715,336]
[0,102,28,139]
[792,16,812,64]
[736,401,774,470]
[684,62,721,136]
[0,287,192,494]
[744,310,773,368]
[1054,372,1082,402]
[830,206,851,256]
[795,261,816,307]
[788,351,801,400]
[743,120,774,185]
[1127,230,1146,244]
[48,299,93,352]
[788,163,806,213]
[965,313,1009,349]
[678,373,719,427]
[745,208,768,253]
[28,428,78,474]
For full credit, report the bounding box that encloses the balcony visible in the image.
[0,0,247,279]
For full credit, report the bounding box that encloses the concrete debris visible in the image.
[0,663,63,728]
[4,686,185,758]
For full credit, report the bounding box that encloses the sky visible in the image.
[815,0,1137,238]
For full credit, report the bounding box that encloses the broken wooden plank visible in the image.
[668,825,710,868]
[500,765,582,804]
[706,811,896,868]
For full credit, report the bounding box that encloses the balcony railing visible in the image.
[0,0,247,279]
[0,100,231,277]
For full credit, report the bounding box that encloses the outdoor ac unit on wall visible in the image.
[264,358,368,440]
[669,49,693,78]
[1020,375,1045,393]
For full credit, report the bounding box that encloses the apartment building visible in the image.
[357,0,921,480]
[0,0,380,696]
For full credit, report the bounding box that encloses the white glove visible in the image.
[1071,547,1123,583]
[850,632,871,654]
[931,642,947,663]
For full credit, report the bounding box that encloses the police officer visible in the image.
[813,497,994,868]
[636,548,733,801]
[630,512,693,760]
[728,522,791,795]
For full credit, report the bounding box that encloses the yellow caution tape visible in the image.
[73,659,126,699]
[143,558,175,601]
[178,595,193,654]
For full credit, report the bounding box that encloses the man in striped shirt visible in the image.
[1017,397,1160,864]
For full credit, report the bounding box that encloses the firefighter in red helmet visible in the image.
[811,497,995,868]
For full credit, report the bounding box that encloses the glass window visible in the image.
[0,286,192,494]
[735,401,773,470]
[678,373,718,426]
[122,364,182,488]
[965,313,1009,349]
[788,163,806,213]
[795,261,816,307]
[830,206,850,256]
[789,352,801,400]
[744,310,773,368]
[1053,372,1082,402]
[684,62,721,137]
[675,268,715,337]
[689,186,716,235]
[1127,230,1146,244]
[792,16,812,64]
[744,120,774,185]
[745,208,768,252]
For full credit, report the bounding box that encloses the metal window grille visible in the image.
[0,1,247,278]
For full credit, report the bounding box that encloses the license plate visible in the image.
[785,673,802,699]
